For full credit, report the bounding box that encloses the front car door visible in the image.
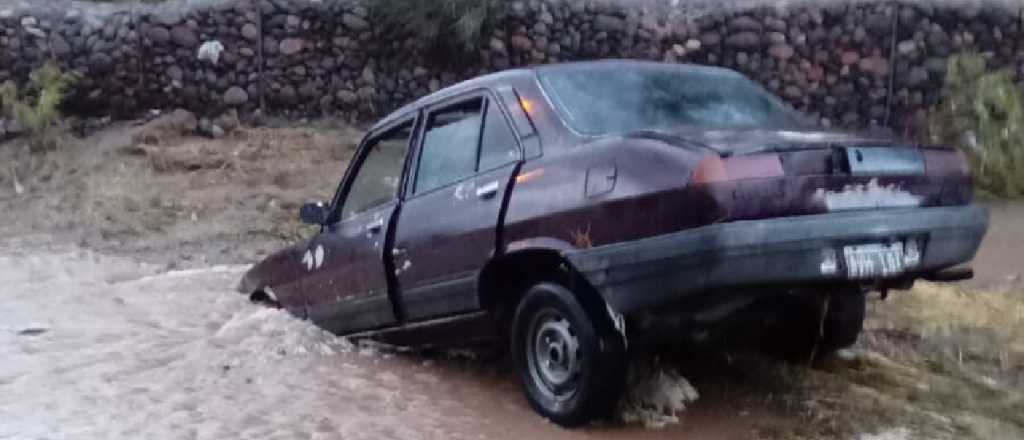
[392,92,524,321]
[303,119,415,334]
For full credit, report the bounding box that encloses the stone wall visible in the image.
[1,0,1022,132]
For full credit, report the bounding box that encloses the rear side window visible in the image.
[478,102,520,171]
[414,98,483,194]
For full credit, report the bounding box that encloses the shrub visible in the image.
[0,63,77,150]
[925,53,1024,198]
[370,0,503,57]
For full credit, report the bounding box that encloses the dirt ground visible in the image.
[1,119,1022,440]
[0,116,364,268]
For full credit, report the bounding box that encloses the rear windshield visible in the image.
[537,64,803,135]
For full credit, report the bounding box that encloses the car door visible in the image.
[392,92,524,321]
[303,119,415,335]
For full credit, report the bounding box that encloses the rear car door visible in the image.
[303,120,414,334]
[392,93,524,321]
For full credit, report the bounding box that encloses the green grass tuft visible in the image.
[1,63,78,150]
[926,53,1024,198]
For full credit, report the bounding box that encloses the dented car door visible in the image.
[303,120,414,334]
[391,93,523,321]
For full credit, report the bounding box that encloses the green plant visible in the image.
[926,53,1024,198]
[0,62,77,150]
[370,0,503,57]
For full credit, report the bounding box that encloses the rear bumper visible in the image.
[565,205,989,313]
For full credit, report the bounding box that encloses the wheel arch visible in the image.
[477,238,616,332]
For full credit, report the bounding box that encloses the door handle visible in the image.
[476,181,500,199]
[365,218,384,233]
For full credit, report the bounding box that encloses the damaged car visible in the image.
[240,60,989,426]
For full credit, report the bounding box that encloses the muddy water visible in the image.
[0,242,751,440]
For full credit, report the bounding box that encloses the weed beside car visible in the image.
[0,62,77,152]
[926,53,1024,198]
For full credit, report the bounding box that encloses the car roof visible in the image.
[533,59,740,77]
[369,60,742,132]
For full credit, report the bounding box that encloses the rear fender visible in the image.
[479,237,577,310]
[479,238,623,342]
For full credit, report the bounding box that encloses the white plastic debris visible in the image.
[197,40,225,65]
[859,427,913,440]
[619,358,700,429]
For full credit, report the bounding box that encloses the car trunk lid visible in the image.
[650,127,972,222]
[663,127,894,156]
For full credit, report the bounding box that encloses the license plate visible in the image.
[843,242,906,279]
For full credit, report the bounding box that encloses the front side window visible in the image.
[340,123,412,220]
[538,64,804,136]
[414,98,483,194]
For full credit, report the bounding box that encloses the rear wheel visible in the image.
[512,282,626,427]
[817,287,867,354]
[762,286,867,361]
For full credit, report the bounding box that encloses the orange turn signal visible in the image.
[515,168,545,184]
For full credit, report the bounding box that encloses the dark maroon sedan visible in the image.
[240,60,988,426]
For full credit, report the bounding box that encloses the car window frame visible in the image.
[495,83,542,159]
[326,113,419,225]
[476,90,525,175]
[403,88,526,202]
[400,90,486,200]
[410,94,487,196]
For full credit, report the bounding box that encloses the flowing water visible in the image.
[0,241,749,440]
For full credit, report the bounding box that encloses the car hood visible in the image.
[654,127,897,156]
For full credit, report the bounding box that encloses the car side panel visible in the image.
[502,141,973,255]
[501,137,710,252]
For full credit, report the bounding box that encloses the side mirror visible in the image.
[299,202,330,225]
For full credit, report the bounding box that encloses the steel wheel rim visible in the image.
[526,307,581,401]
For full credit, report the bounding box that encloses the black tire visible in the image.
[760,286,866,361]
[818,287,867,353]
[511,282,626,427]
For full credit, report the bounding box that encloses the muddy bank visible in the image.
[0,118,364,268]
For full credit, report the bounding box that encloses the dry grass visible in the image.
[839,283,1024,438]
[0,119,364,265]
[869,283,1024,373]
[691,282,1024,440]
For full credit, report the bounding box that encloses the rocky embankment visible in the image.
[0,0,1022,134]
